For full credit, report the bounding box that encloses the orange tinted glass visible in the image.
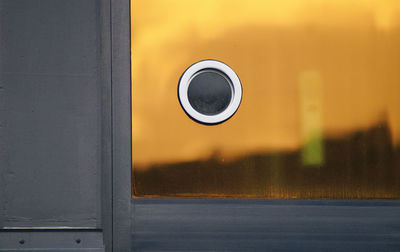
[131,0,400,199]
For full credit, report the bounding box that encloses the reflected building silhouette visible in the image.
[133,122,400,199]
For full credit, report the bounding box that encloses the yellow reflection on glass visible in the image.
[131,0,400,199]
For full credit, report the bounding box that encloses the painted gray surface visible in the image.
[0,230,104,251]
[132,199,400,251]
[98,0,113,251]
[5,1,400,251]
[0,0,104,228]
[111,0,132,251]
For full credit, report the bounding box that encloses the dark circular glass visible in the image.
[187,69,233,115]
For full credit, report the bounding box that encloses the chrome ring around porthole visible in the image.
[178,60,242,125]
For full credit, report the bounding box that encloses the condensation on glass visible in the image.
[131,0,400,199]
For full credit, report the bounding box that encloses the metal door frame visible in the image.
[110,0,132,250]
[111,0,400,251]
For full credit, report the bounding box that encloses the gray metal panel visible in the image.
[111,0,132,251]
[98,0,113,251]
[0,0,103,228]
[132,199,400,252]
[0,249,104,251]
[0,230,104,251]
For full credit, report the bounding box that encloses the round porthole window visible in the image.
[178,60,242,125]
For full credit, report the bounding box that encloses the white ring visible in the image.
[178,60,242,124]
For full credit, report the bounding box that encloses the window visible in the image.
[131,0,400,199]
